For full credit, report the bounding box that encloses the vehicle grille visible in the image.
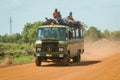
[42,42,58,52]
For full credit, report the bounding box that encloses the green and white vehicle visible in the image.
[34,24,84,66]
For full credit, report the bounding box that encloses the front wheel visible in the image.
[63,54,70,66]
[63,58,69,66]
[35,57,41,66]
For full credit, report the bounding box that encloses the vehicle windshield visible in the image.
[37,27,66,41]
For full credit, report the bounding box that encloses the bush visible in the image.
[12,56,34,64]
[0,43,35,66]
[0,43,5,52]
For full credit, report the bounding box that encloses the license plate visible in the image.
[46,54,52,57]
[59,54,64,57]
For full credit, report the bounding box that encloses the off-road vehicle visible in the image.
[34,23,84,66]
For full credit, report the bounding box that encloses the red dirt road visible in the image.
[0,40,120,80]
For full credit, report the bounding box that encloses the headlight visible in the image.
[59,48,64,52]
[37,47,41,52]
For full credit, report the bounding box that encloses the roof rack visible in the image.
[42,18,83,29]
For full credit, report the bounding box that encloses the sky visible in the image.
[0,0,120,35]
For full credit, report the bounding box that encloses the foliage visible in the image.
[0,43,35,58]
[85,26,102,41]
[111,31,120,40]
[12,56,34,64]
[0,20,120,43]
[0,20,120,66]
[1,34,10,43]
[0,43,5,52]
[103,29,111,39]
[22,21,42,43]
[0,21,42,43]
[0,43,35,66]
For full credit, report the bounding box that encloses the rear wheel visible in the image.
[35,57,41,66]
[73,54,81,63]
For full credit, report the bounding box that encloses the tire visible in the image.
[63,54,70,66]
[73,54,81,63]
[35,57,41,66]
[63,58,69,66]
[77,54,81,62]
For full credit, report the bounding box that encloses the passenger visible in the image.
[63,12,74,24]
[53,9,59,24]
[53,9,59,18]
[68,12,74,20]
[68,12,77,24]
[58,11,62,18]
[63,17,69,24]
[57,11,64,24]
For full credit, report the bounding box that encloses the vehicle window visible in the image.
[37,27,66,41]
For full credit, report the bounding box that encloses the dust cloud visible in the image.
[82,39,120,60]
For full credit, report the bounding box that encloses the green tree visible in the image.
[12,33,22,42]
[0,35,2,42]
[1,34,10,43]
[103,29,110,39]
[111,31,120,40]
[22,23,33,42]
[22,21,42,43]
[86,26,102,41]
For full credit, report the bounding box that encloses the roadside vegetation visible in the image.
[0,43,35,67]
[0,21,120,67]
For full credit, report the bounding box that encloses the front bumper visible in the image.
[35,52,66,59]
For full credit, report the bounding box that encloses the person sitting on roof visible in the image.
[63,12,81,27]
[53,9,59,18]
[68,12,74,20]
[63,12,75,24]
[53,9,59,24]
[57,11,64,24]
[58,11,61,18]
[67,12,77,24]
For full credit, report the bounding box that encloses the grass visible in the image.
[0,56,35,67]
[12,56,35,64]
[0,43,35,67]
